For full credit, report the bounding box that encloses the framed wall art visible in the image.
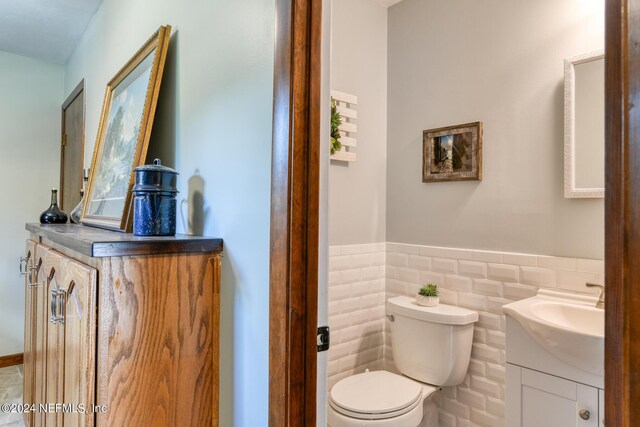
[81,25,171,231]
[422,121,483,182]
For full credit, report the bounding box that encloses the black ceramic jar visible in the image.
[132,159,178,236]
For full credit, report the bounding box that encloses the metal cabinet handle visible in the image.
[50,289,58,324]
[28,263,42,288]
[19,257,26,277]
[579,409,591,420]
[55,290,66,324]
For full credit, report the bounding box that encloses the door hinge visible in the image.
[317,326,330,352]
[61,133,68,146]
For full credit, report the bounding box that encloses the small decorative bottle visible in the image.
[70,169,89,224]
[40,189,68,224]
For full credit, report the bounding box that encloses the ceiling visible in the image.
[0,0,102,64]
[0,0,400,65]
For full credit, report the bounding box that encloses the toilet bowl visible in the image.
[328,370,438,427]
[328,296,478,427]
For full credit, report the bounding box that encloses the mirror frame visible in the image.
[564,50,605,198]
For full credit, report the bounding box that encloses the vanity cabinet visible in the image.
[505,315,604,427]
[506,364,601,427]
[22,224,223,427]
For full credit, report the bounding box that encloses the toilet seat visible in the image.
[329,371,428,420]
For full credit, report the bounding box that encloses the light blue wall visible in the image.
[64,0,274,424]
[387,0,604,259]
[329,0,388,246]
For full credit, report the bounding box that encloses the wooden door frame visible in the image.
[59,79,85,211]
[269,0,322,425]
[605,0,640,425]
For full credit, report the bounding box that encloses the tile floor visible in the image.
[0,366,25,426]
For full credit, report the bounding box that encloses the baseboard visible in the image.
[0,353,23,368]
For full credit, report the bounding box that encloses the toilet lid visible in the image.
[387,296,479,325]
[330,371,423,419]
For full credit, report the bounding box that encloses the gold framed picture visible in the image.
[81,25,171,231]
[422,121,483,183]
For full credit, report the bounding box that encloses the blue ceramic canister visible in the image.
[132,159,179,236]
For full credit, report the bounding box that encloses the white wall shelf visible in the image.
[331,90,357,162]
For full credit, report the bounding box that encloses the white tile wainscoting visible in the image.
[328,242,604,427]
[327,243,387,391]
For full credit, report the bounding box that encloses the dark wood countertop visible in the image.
[26,223,223,258]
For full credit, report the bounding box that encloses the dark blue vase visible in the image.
[132,159,178,236]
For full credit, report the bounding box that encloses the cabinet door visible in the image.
[33,245,48,427]
[42,249,67,427]
[507,364,599,427]
[59,258,97,427]
[23,240,37,426]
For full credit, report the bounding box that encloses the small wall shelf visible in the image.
[331,90,357,162]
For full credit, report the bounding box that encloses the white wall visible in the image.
[330,0,387,246]
[387,0,604,260]
[64,0,274,424]
[0,51,64,355]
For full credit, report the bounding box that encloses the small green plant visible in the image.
[330,98,343,155]
[418,283,439,297]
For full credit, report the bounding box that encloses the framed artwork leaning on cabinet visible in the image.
[81,25,171,232]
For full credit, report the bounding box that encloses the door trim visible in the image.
[60,79,85,211]
[62,79,85,111]
[0,353,23,368]
[605,0,640,425]
[269,0,322,424]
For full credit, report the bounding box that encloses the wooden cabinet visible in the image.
[507,364,602,427]
[22,224,223,427]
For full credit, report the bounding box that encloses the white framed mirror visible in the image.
[564,50,605,198]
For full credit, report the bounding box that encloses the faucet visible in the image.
[586,283,605,309]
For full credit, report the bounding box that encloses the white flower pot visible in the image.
[415,294,439,307]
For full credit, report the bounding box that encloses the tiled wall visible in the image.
[327,243,386,390]
[328,242,604,426]
[385,242,604,427]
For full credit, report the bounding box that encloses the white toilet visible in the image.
[328,295,479,427]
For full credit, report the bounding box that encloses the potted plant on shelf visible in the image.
[416,283,439,307]
[330,97,343,155]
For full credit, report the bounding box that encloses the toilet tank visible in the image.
[387,296,478,387]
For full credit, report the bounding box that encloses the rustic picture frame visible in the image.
[422,121,483,182]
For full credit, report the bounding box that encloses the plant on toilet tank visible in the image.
[416,283,439,307]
